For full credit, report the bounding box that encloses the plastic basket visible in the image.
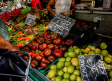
[22,7,31,14]
[39,58,59,75]
[29,70,44,81]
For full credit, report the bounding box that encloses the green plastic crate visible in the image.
[21,7,31,14]
[39,58,59,75]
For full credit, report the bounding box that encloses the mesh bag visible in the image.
[0,18,10,41]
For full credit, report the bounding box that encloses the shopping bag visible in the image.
[0,50,31,81]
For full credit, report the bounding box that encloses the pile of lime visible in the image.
[46,42,112,81]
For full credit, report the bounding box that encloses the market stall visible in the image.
[0,0,112,81]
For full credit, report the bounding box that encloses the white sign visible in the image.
[103,0,112,9]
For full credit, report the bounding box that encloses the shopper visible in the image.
[0,18,20,51]
[31,0,42,9]
[47,0,76,16]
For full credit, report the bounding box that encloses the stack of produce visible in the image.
[0,9,21,21]
[46,42,112,81]
[22,31,74,70]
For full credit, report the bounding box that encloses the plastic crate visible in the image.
[29,70,44,81]
[21,7,31,14]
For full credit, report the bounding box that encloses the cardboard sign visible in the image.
[79,55,108,81]
[48,13,76,37]
[25,14,36,26]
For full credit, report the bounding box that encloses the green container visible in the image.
[39,58,59,75]
[21,7,31,14]
[29,70,44,81]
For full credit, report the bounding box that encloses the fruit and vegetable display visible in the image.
[22,31,74,70]
[0,9,21,21]
[46,42,112,81]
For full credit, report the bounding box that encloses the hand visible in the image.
[69,10,73,15]
[9,45,22,56]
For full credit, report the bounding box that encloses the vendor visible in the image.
[0,18,20,51]
[31,0,42,9]
[47,0,76,16]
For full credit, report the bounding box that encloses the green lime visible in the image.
[50,65,56,70]
[63,73,70,79]
[70,74,76,80]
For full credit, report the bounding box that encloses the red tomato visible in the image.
[48,44,54,49]
[53,38,61,45]
[54,45,59,49]
[31,60,39,68]
[60,45,67,51]
[62,41,66,45]
[31,45,37,50]
[43,43,47,49]
[37,37,44,44]
[28,52,34,56]
[35,55,43,61]
[40,60,50,68]
[48,55,56,63]
[65,39,74,46]
[39,45,46,50]
[44,48,52,57]
[53,49,63,57]
[23,47,30,52]
[45,39,52,44]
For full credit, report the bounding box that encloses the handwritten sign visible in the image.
[48,13,76,37]
[79,55,108,81]
[25,14,36,27]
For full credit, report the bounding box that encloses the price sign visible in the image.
[25,14,36,27]
[79,55,108,81]
[48,13,76,37]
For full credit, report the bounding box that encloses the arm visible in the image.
[69,0,76,15]
[0,35,20,51]
[47,0,56,16]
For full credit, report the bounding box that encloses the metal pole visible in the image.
[34,0,37,9]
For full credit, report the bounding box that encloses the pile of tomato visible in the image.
[0,9,21,21]
[22,31,74,70]
[11,9,21,17]
[0,12,11,21]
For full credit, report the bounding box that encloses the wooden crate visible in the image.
[81,0,92,7]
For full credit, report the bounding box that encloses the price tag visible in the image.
[79,55,108,81]
[48,13,76,37]
[25,14,36,27]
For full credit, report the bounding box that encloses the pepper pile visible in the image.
[22,31,74,70]
[11,9,22,17]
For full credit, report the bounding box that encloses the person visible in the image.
[0,18,20,51]
[47,0,76,16]
[31,0,42,9]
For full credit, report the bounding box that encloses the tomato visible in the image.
[48,44,54,49]
[37,37,44,44]
[45,39,52,44]
[28,52,34,56]
[53,49,63,57]
[53,38,61,45]
[39,45,46,50]
[44,48,52,57]
[36,49,42,53]
[51,33,58,39]
[42,58,46,61]
[23,56,28,60]
[60,45,67,51]
[40,52,45,58]
[43,43,47,49]
[54,45,59,49]
[44,34,51,39]
[62,41,66,45]
[27,43,32,48]
[31,60,39,68]
[65,39,74,46]
[48,55,56,63]
[31,45,37,50]
[23,47,30,52]
[31,50,35,53]
[35,55,43,61]
[40,60,50,68]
